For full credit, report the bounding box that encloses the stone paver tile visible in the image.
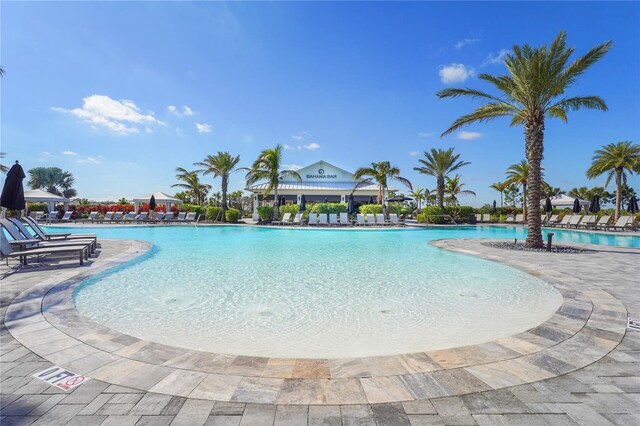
[1,394,51,416]
[407,415,446,426]
[64,352,120,376]
[400,353,441,373]
[502,413,578,425]
[0,415,40,426]
[277,379,325,405]
[136,415,175,426]
[361,356,410,376]
[66,415,109,426]
[402,400,437,415]
[96,403,136,415]
[148,369,207,397]
[429,369,491,395]
[29,394,67,416]
[292,359,331,379]
[431,396,477,425]
[109,393,145,404]
[188,374,242,401]
[321,378,368,405]
[163,352,234,375]
[308,405,341,426]
[340,404,376,426]
[472,414,509,425]
[171,399,215,426]
[225,356,268,376]
[62,380,109,404]
[160,396,187,416]
[230,377,284,404]
[371,402,411,425]
[465,358,555,389]
[78,393,112,415]
[211,401,245,416]
[600,413,640,425]
[556,402,615,426]
[31,404,85,425]
[129,393,173,416]
[399,373,448,399]
[262,358,296,378]
[274,405,308,426]
[238,403,276,426]
[360,376,413,404]
[204,415,241,426]
[329,358,369,378]
[101,415,141,426]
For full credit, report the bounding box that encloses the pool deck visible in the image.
[1,236,639,425]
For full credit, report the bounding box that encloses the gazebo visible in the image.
[24,189,70,214]
[132,192,183,213]
[543,194,590,209]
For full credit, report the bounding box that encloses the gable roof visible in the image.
[284,160,354,181]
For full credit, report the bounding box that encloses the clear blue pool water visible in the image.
[54,225,637,358]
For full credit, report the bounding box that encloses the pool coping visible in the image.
[4,237,631,405]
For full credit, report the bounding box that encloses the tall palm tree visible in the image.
[490,181,508,208]
[568,187,590,200]
[0,66,4,77]
[195,151,242,222]
[541,182,563,198]
[409,187,428,210]
[245,144,301,220]
[0,152,8,173]
[353,161,412,217]
[414,148,470,209]
[586,141,640,220]
[444,175,476,206]
[437,31,611,248]
[171,167,211,205]
[28,167,77,198]
[505,160,530,219]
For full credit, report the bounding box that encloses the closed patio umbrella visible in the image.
[588,196,600,214]
[149,195,156,218]
[1,161,26,213]
[572,198,581,214]
[324,197,328,203]
[369,196,375,204]
[347,194,356,215]
[544,197,553,213]
[299,194,306,212]
[628,196,638,214]
[280,196,286,206]
[493,200,498,214]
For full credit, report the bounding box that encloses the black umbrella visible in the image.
[628,196,638,214]
[588,196,600,214]
[149,195,156,211]
[324,197,328,203]
[299,194,306,211]
[1,161,26,212]
[368,196,375,204]
[347,194,356,214]
[280,196,286,206]
[572,198,581,214]
[492,200,498,214]
[544,197,553,213]
[387,196,413,203]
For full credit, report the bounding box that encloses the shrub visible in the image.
[359,204,383,215]
[416,206,447,224]
[182,204,204,216]
[310,202,348,214]
[206,206,222,221]
[27,202,47,212]
[498,214,507,223]
[225,208,241,223]
[279,204,300,216]
[257,206,274,220]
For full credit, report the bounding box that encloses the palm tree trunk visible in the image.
[522,183,527,220]
[381,185,387,218]
[273,185,279,221]
[437,176,445,209]
[524,117,544,249]
[615,170,622,220]
[500,192,503,208]
[221,176,228,222]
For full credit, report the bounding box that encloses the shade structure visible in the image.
[589,196,600,213]
[347,193,356,214]
[572,198,582,214]
[544,197,553,213]
[543,194,589,208]
[132,191,183,213]
[23,188,70,214]
[628,197,638,214]
[1,161,26,211]
[149,195,157,211]
[299,194,306,212]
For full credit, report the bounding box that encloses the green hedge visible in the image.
[358,204,382,215]
[279,204,300,216]
[225,208,241,223]
[257,206,274,220]
[182,204,205,216]
[206,206,222,221]
[27,202,48,212]
[309,202,348,214]
[416,206,476,223]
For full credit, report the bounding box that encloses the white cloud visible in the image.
[167,105,177,114]
[418,132,433,138]
[454,38,479,49]
[291,135,303,140]
[62,150,78,156]
[482,49,509,66]
[183,106,194,116]
[168,105,195,116]
[304,142,320,150]
[284,164,302,171]
[439,64,474,84]
[457,131,482,140]
[195,122,212,133]
[283,144,294,150]
[42,151,51,155]
[78,156,102,164]
[52,95,163,135]
[409,151,419,157]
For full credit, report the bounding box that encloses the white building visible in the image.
[245,161,384,219]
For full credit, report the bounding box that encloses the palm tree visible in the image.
[409,188,427,210]
[245,144,301,220]
[586,141,640,220]
[505,160,530,219]
[568,187,590,200]
[195,151,241,222]
[541,182,563,198]
[0,66,4,77]
[0,152,8,173]
[28,167,77,198]
[414,148,470,209]
[490,181,508,208]
[437,31,611,248]
[353,161,412,217]
[444,175,476,206]
[171,167,211,205]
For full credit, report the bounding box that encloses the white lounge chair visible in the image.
[85,211,98,223]
[389,214,400,226]
[605,216,632,231]
[543,214,559,226]
[375,214,387,226]
[185,212,197,222]
[1,232,89,266]
[318,214,328,226]
[329,214,339,226]
[482,214,491,222]
[124,212,136,222]
[136,212,148,222]
[356,214,366,226]
[176,212,187,221]
[307,213,318,226]
[565,215,582,228]
[339,212,349,226]
[515,214,524,223]
[553,215,572,228]
[292,213,302,225]
[366,214,375,226]
[593,215,610,230]
[273,212,291,225]
[49,211,72,223]
[111,212,124,222]
[577,215,595,229]
[3,219,95,255]
[20,217,97,253]
[164,212,174,222]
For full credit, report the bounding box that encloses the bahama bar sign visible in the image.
[306,168,337,179]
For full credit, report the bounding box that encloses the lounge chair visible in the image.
[515,214,524,223]
[307,213,318,226]
[136,212,148,222]
[356,214,366,226]
[2,220,94,255]
[164,212,174,222]
[318,214,328,226]
[19,218,97,253]
[112,212,124,223]
[552,215,572,228]
[84,211,98,223]
[482,214,491,222]
[29,211,46,222]
[292,213,302,225]
[185,212,197,222]
[273,212,291,226]
[592,215,610,230]
[389,214,400,226]
[99,212,115,223]
[329,214,339,226]
[339,212,349,226]
[49,211,73,223]
[475,213,483,223]
[544,214,559,226]
[154,212,165,221]
[375,214,387,226]
[1,232,88,266]
[505,215,514,223]
[176,212,187,222]
[576,215,596,229]
[123,212,136,222]
[565,215,582,228]
[366,214,375,226]
[605,216,632,231]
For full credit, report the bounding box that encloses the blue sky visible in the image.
[2,1,639,206]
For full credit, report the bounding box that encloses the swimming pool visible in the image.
[65,225,636,358]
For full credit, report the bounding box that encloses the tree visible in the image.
[444,175,476,206]
[117,197,129,205]
[245,144,301,220]
[0,66,4,77]
[353,161,412,217]
[568,187,590,200]
[586,141,640,219]
[490,181,508,208]
[195,151,242,222]
[541,182,563,198]
[505,160,530,219]
[0,152,8,173]
[414,148,470,209]
[27,167,77,198]
[504,183,522,208]
[409,188,428,211]
[437,31,611,248]
[171,167,211,205]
